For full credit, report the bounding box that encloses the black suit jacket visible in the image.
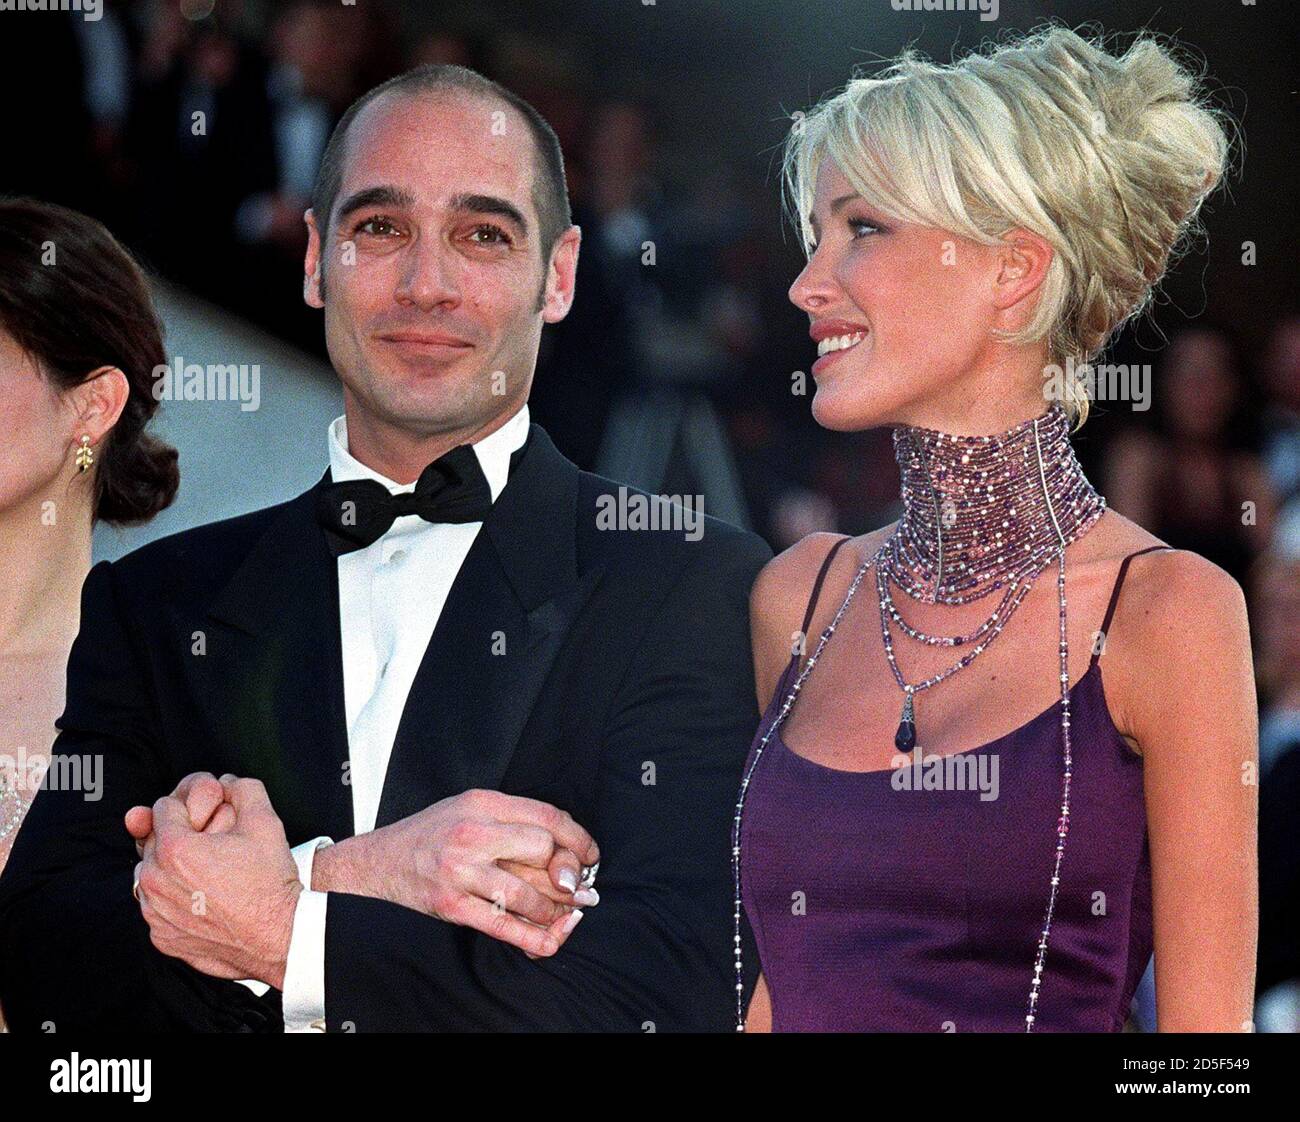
[0,424,771,1032]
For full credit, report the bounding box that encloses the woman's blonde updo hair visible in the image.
[783,24,1232,426]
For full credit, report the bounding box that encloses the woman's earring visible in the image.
[74,435,94,473]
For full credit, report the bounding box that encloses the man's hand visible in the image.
[126,777,301,989]
[127,775,602,962]
[125,771,234,853]
[312,788,601,958]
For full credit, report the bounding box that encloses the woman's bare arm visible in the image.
[1111,549,1258,1031]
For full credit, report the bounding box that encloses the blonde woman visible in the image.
[734,27,1256,1032]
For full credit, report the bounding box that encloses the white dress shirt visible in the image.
[257,403,530,1031]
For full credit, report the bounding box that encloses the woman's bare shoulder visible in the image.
[750,526,893,642]
[1085,509,1244,615]
[1087,512,1251,732]
[1120,543,1249,641]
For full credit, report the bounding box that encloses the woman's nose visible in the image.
[788,249,836,312]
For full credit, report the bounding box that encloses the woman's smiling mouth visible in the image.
[816,331,867,357]
[810,320,870,376]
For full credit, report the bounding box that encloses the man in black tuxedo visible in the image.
[0,65,770,1032]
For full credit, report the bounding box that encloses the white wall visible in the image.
[93,284,343,563]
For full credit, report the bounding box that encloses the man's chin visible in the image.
[377,349,476,381]
[364,383,503,437]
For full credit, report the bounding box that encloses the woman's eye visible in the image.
[469,224,512,246]
[807,215,880,251]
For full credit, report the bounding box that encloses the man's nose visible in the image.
[395,237,460,311]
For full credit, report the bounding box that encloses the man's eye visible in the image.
[354,216,399,237]
[469,224,512,246]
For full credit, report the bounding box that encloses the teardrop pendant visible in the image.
[894,690,916,751]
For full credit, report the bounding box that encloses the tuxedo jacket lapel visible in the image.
[375,425,603,828]
[202,479,355,841]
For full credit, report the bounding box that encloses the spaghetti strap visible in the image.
[800,536,853,638]
[764,537,853,709]
[1090,544,1173,667]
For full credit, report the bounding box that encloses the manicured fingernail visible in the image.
[561,909,584,934]
[573,888,599,907]
[557,868,578,892]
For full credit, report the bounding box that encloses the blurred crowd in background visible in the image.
[1,0,1296,1021]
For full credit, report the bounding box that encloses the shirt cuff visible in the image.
[281,888,328,1032]
[234,838,332,1020]
[291,836,333,890]
[234,977,270,997]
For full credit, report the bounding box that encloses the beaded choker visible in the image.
[885,404,1106,605]
[731,404,1107,1032]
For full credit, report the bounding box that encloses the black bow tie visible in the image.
[316,444,494,556]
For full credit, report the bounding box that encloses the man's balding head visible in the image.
[311,64,571,265]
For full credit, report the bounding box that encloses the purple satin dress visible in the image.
[739,545,1162,1032]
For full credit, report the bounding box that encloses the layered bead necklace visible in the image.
[731,403,1107,1032]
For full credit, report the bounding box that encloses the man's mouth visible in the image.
[376,331,474,350]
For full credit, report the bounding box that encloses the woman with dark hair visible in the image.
[0,198,179,896]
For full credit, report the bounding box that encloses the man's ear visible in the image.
[67,365,130,446]
[541,225,581,324]
[991,227,1053,314]
[304,208,325,309]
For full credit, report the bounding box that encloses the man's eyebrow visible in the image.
[448,193,529,238]
[335,185,416,224]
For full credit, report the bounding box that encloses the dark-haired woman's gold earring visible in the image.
[74,435,94,473]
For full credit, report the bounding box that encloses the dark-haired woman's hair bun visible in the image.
[0,197,179,525]
[95,411,181,526]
